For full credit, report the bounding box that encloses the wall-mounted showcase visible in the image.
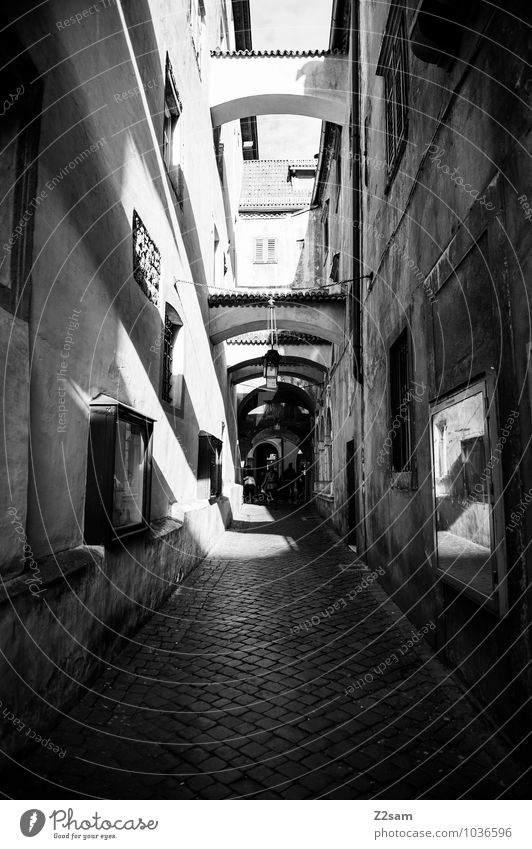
[84,396,154,546]
[430,379,508,615]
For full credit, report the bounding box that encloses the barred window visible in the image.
[132,211,160,306]
[163,55,183,198]
[188,0,206,73]
[377,6,409,176]
[254,237,277,264]
[161,304,183,405]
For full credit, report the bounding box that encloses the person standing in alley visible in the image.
[243,468,256,503]
[262,466,278,503]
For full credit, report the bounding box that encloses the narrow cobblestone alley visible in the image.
[4,506,530,801]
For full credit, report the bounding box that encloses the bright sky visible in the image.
[248,0,334,160]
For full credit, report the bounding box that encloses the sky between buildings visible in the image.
[248,0,334,160]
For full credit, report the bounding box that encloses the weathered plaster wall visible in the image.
[0,0,246,759]
[0,487,241,760]
[0,309,30,578]
[359,0,532,735]
[9,0,241,561]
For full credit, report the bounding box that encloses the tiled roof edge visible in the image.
[210,48,347,58]
[208,291,345,306]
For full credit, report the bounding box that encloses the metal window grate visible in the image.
[382,14,409,174]
[162,313,173,403]
[132,211,161,306]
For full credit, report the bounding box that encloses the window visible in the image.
[377,4,409,177]
[431,381,507,613]
[84,396,154,545]
[254,237,277,264]
[132,210,161,306]
[213,126,224,183]
[330,252,340,283]
[161,304,183,405]
[197,432,223,500]
[334,130,342,212]
[389,329,412,473]
[163,55,183,198]
[188,0,206,74]
[0,38,41,320]
[322,200,330,262]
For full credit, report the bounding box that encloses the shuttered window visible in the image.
[254,237,277,264]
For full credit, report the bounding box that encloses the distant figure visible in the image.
[243,468,256,503]
[285,462,297,502]
[262,467,278,503]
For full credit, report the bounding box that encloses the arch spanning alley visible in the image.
[210,50,349,127]
[208,293,346,347]
[228,356,326,386]
[238,381,315,419]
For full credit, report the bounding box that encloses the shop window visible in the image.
[389,329,412,473]
[254,237,277,264]
[132,210,161,306]
[163,55,183,199]
[161,304,183,406]
[197,432,223,500]
[84,396,154,546]
[377,4,409,178]
[431,380,507,613]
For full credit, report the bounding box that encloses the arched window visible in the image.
[162,304,183,406]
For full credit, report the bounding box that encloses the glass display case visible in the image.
[84,396,154,545]
[430,380,507,613]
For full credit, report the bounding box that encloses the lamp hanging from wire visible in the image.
[263,296,280,391]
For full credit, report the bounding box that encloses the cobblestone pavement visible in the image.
[3,505,531,800]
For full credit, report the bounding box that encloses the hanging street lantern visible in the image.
[262,296,280,390]
[263,348,280,390]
